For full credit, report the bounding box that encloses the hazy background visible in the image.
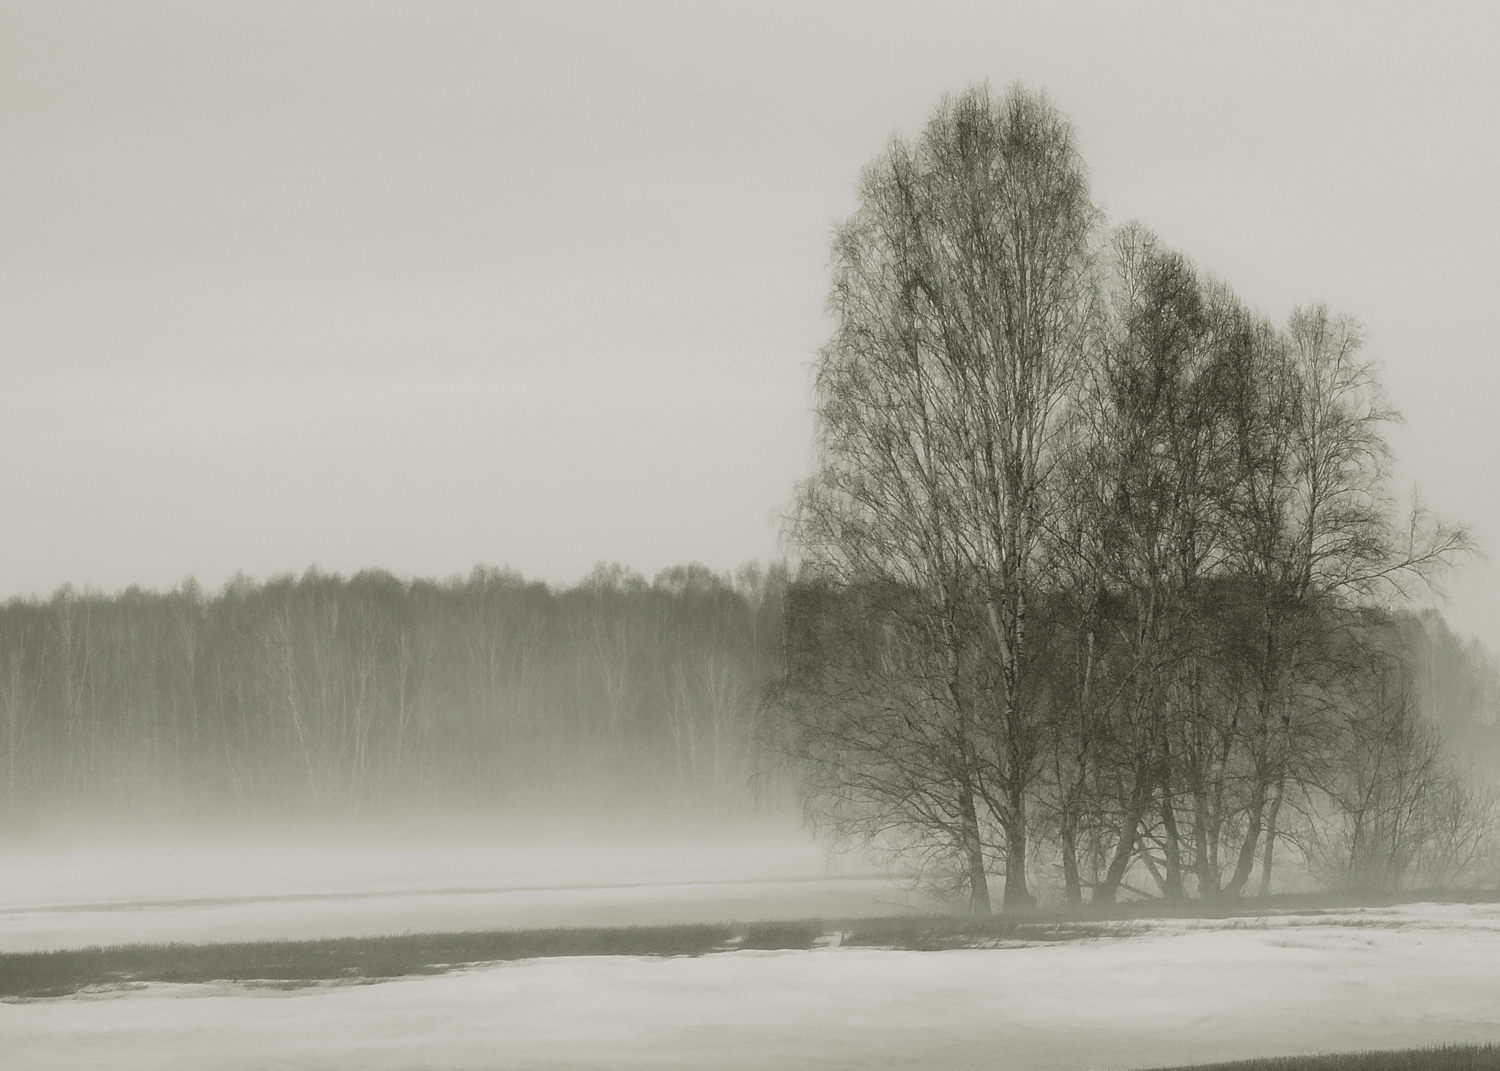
[3,1,1497,648]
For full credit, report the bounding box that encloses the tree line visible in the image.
[0,562,785,833]
[771,82,1496,912]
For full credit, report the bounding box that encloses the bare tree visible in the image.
[782,83,1097,913]
[1211,306,1470,897]
[1047,225,1232,905]
[1299,656,1464,892]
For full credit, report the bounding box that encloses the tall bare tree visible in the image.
[783,83,1097,912]
[1048,225,1230,904]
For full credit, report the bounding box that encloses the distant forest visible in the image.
[0,562,787,833]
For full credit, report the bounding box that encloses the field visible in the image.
[5,834,1500,1070]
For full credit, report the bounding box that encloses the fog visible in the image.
[1,820,932,955]
[0,563,944,951]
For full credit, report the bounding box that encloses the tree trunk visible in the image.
[960,788,991,916]
[1002,834,1034,911]
[1258,778,1285,898]
[1059,809,1083,907]
[1138,836,1170,895]
[1161,791,1186,900]
[967,841,992,916]
[1001,788,1035,912]
[1092,797,1145,906]
[1192,783,1221,898]
[1224,778,1269,897]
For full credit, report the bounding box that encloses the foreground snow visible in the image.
[7,903,1500,1070]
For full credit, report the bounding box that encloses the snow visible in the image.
[7,903,1500,1070]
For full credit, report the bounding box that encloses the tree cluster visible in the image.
[775,83,1487,912]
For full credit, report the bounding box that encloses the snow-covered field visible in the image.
[8,903,1500,1070]
[6,835,1500,1070]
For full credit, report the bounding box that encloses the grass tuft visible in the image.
[738,919,820,950]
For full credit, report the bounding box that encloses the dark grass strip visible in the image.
[1140,1042,1500,1071]
[840,914,1142,950]
[0,922,736,1000]
[5,914,1092,999]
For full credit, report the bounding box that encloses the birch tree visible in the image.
[784,83,1097,912]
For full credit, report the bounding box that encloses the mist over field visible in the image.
[0,820,927,957]
[7,4,1500,1069]
[0,561,921,946]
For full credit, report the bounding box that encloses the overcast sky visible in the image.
[3,2,1497,647]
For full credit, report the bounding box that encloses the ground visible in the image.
[5,835,1499,1069]
[6,904,1500,1069]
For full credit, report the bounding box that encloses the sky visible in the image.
[2,2,1498,648]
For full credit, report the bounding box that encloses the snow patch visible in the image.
[7,902,1500,1070]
